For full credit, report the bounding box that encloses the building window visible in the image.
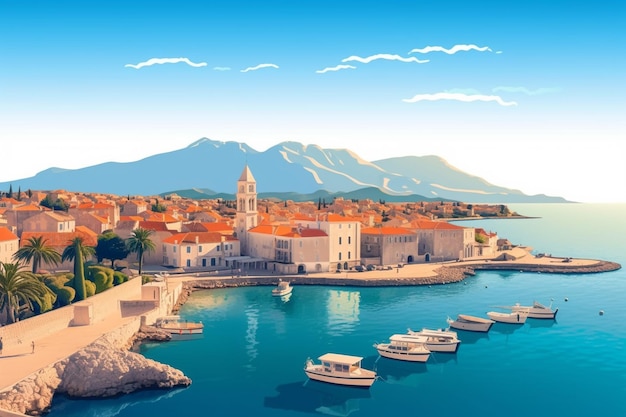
[339,237,342,245]
[186,246,191,254]
[348,251,351,259]
[186,259,191,267]
[199,245,203,252]
[339,252,342,260]
[348,236,351,244]
[173,246,177,253]
[217,245,221,251]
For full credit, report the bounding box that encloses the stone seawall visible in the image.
[172,260,620,311]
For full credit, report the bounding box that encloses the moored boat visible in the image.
[374,334,431,362]
[508,301,558,319]
[487,310,528,324]
[304,353,377,387]
[447,314,494,332]
[155,315,204,335]
[272,280,293,297]
[406,327,461,353]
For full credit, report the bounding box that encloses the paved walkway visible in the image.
[0,315,137,393]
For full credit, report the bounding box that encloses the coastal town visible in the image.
[1,165,522,278]
[0,166,621,416]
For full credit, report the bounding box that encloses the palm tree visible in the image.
[126,227,156,275]
[0,262,52,324]
[62,237,95,302]
[13,236,62,273]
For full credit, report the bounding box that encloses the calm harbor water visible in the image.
[50,203,626,417]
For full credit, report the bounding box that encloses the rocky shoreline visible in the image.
[0,327,189,416]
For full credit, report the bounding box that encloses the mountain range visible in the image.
[0,138,569,203]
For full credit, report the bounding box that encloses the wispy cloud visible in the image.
[402,92,517,107]
[124,57,207,69]
[213,66,231,71]
[315,64,357,74]
[341,54,429,64]
[240,63,279,73]
[493,86,560,96]
[408,44,492,55]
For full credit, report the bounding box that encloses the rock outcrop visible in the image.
[0,333,190,416]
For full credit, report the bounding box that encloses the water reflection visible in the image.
[244,306,259,366]
[50,388,186,417]
[373,356,428,386]
[264,380,371,416]
[491,322,524,335]
[454,331,490,345]
[527,318,558,329]
[326,290,360,336]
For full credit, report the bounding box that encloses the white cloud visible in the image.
[315,64,357,74]
[240,63,279,73]
[408,44,492,55]
[124,57,207,69]
[402,92,517,107]
[213,66,231,71]
[493,86,560,96]
[341,54,429,64]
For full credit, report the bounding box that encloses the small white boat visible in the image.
[304,353,377,387]
[374,334,431,362]
[487,310,528,324]
[406,328,461,353]
[155,315,204,335]
[272,280,293,297]
[447,314,494,332]
[508,301,558,319]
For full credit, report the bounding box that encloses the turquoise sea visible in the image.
[49,204,626,417]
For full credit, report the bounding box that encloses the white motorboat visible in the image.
[406,328,461,353]
[272,280,293,297]
[447,314,495,332]
[154,315,204,335]
[374,334,431,362]
[304,353,377,387]
[507,301,558,319]
[487,310,528,324]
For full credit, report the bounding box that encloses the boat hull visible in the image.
[407,329,461,353]
[375,345,430,362]
[487,311,528,324]
[272,287,293,297]
[511,305,558,319]
[447,316,494,332]
[304,368,376,387]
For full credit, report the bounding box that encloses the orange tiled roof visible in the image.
[20,229,98,248]
[0,226,18,241]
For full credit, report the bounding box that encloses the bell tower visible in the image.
[236,165,257,255]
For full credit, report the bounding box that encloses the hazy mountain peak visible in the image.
[0,138,569,203]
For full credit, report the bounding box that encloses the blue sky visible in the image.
[1,0,624,202]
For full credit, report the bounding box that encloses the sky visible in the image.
[1,0,625,203]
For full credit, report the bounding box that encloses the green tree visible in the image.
[0,262,53,324]
[62,237,95,302]
[151,198,166,213]
[7,184,13,199]
[126,228,156,275]
[13,236,62,273]
[96,232,130,269]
